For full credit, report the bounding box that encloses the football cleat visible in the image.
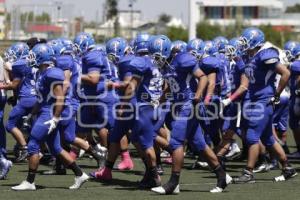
[225,142,241,159]
[139,173,161,189]
[69,172,89,189]
[287,151,300,159]
[211,174,232,193]
[117,151,134,170]
[89,167,112,181]
[160,150,170,158]
[0,159,12,180]
[274,167,297,182]
[233,169,255,184]
[253,163,270,173]
[15,146,28,163]
[151,184,180,195]
[156,165,164,175]
[11,181,36,191]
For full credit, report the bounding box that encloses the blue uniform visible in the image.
[216,53,231,98]
[198,55,221,145]
[222,57,246,132]
[109,55,136,144]
[243,47,279,146]
[78,50,110,131]
[28,67,65,156]
[55,55,77,144]
[163,52,207,153]
[289,60,300,130]
[6,59,37,133]
[129,56,164,150]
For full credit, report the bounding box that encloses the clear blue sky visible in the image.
[5,0,299,24]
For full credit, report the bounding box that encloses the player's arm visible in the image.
[159,80,170,104]
[193,68,207,102]
[106,75,132,91]
[274,63,290,96]
[62,70,71,95]
[222,74,249,106]
[295,75,300,96]
[52,83,65,118]
[122,75,140,103]
[81,71,100,86]
[204,72,216,105]
[0,78,21,90]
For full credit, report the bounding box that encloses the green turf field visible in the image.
[1,132,300,200]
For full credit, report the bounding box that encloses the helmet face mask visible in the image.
[152,53,167,68]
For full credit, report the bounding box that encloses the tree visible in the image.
[106,0,119,36]
[196,21,222,40]
[286,4,300,13]
[158,13,171,24]
[166,26,188,41]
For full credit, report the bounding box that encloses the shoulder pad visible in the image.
[46,67,65,81]
[201,56,219,70]
[129,56,148,73]
[291,60,300,73]
[83,50,104,67]
[259,48,279,64]
[173,52,197,68]
[56,55,74,71]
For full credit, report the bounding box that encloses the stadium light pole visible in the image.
[188,0,201,40]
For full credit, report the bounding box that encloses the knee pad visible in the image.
[27,138,40,155]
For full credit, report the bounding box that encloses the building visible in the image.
[0,0,6,39]
[195,0,300,32]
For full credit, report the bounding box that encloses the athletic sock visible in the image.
[213,165,226,178]
[296,145,300,153]
[168,171,180,185]
[149,166,158,178]
[142,158,148,170]
[68,162,83,177]
[156,150,162,166]
[26,169,37,184]
[105,161,114,170]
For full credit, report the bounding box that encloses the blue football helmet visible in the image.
[29,44,54,66]
[284,41,299,61]
[200,41,218,56]
[171,40,187,54]
[292,44,300,58]
[47,39,64,56]
[225,37,242,58]
[6,42,30,62]
[149,35,172,66]
[213,36,228,53]
[73,32,95,54]
[187,38,203,55]
[106,37,128,61]
[240,27,265,52]
[94,44,106,52]
[134,33,151,53]
[59,38,75,54]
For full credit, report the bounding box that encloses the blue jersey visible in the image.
[228,56,246,93]
[35,66,65,111]
[163,52,199,102]
[290,60,300,99]
[117,54,135,81]
[55,55,81,111]
[198,55,220,95]
[81,50,108,97]
[244,48,279,100]
[131,56,163,104]
[12,59,37,98]
[216,53,231,97]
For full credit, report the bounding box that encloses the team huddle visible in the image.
[0,26,299,194]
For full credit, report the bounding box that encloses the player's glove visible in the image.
[270,94,280,105]
[219,98,232,116]
[44,117,60,134]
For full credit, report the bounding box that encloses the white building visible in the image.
[0,0,6,39]
[194,0,300,31]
